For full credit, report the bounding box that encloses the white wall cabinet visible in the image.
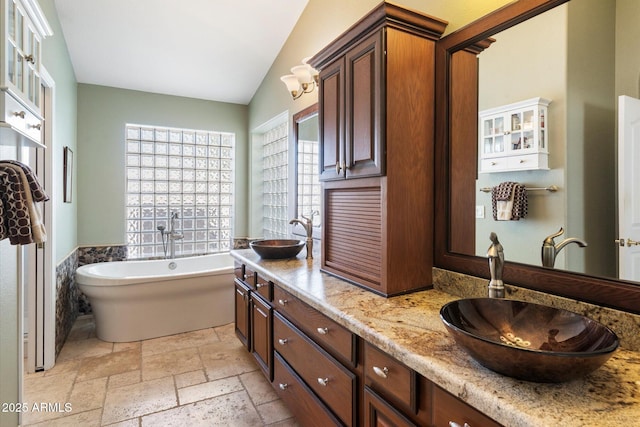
[0,0,51,147]
[479,97,550,173]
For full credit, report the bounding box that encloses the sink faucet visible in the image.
[487,232,505,298]
[289,210,319,259]
[168,212,184,259]
[541,227,587,268]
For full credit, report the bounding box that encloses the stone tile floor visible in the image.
[22,316,297,426]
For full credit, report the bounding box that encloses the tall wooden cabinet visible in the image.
[309,2,448,296]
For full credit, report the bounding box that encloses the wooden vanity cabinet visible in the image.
[233,278,250,349]
[309,2,448,296]
[234,263,274,380]
[272,284,361,426]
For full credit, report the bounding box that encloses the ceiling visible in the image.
[53,0,309,105]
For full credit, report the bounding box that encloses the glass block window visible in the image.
[262,122,288,238]
[297,137,321,224]
[125,124,234,259]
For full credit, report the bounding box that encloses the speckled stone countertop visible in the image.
[231,249,640,427]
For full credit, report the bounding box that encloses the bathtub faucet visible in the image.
[168,212,184,259]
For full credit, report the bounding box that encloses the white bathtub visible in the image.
[76,253,234,342]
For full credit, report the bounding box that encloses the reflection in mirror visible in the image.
[453,0,637,282]
[435,0,640,313]
[293,104,321,237]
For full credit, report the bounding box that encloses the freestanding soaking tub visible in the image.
[76,253,234,342]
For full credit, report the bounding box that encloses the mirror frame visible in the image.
[434,0,640,314]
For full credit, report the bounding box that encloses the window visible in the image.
[125,124,234,258]
[262,121,288,239]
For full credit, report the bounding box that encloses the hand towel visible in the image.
[491,182,528,221]
[0,165,34,244]
[1,163,46,243]
[0,160,49,245]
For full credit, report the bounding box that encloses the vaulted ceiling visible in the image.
[53,0,309,104]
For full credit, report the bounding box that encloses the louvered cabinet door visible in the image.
[322,182,385,293]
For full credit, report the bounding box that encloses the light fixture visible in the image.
[280,57,319,100]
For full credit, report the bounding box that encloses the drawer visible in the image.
[274,312,355,426]
[273,353,342,427]
[255,273,273,301]
[1,91,42,144]
[506,153,547,170]
[364,343,417,414]
[242,265,256,286]
[479,157,508,173]
[274,285,356,366]
[432,385,502,427]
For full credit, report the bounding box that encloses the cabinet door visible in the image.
[251,293,273,381]
[319,58,344,181]
[433,385,501,427]
[344,30,384,179]
[234,279,251,350]
[364,387,417,427]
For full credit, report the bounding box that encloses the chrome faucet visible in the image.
[167,212,184,259]
[289,210,319,259]
[487,232,505,298]
[541,227,587,268]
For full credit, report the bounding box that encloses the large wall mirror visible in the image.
[292,104,321,239]
[435,0,640,313]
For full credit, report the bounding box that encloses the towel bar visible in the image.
[479,185,558,193]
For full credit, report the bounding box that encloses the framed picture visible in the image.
[63,146,73,203]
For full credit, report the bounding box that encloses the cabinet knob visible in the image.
[23,54,35,64]
[449,422,471,427]
[316,327,328,335]
[279,383,288,390]
[372,366,389,379]
[13,111,26,119]
[256,283,264,288]
[278,338,288,345]
[28,123,41,130]
[317,377,329,387]
[335,162,341,175]
[278,299,288,306]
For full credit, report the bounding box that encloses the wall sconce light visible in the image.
[280,57,319,100]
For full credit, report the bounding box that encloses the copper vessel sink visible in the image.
[249,239,305,259]
[440,298,619,382]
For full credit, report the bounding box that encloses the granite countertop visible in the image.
[231,249,640,427]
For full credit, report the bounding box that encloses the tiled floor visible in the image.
[22,316,297,426]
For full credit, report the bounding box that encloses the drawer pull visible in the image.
[317,377,329,387]
[372,366,389,379]
[13,111,26,119]
[449,422,470,427]
[316,327,328,335]
[279,383,288,390]
[28,123,41,130]
[278,299,288,306]
[278,338,288,345]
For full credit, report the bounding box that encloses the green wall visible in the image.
[76,85,248,245]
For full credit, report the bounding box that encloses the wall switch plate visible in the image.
[475,205,485,219]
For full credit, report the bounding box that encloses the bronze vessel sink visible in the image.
[249,239,305,259]
[440,298,619,382]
